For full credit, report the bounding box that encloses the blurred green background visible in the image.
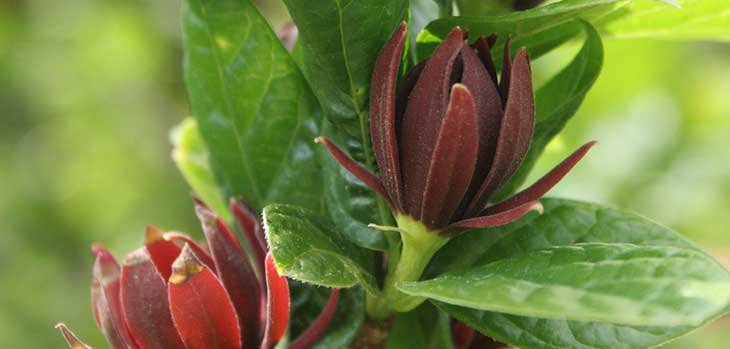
[0,0,727,347]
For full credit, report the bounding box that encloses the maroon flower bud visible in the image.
[320,22,595,232]
[58,198,340,349]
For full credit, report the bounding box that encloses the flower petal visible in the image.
[458,45,503,216]
[371,22,407,210]
[90,246,136,349]
[289,289,340,349]
[450,200,542,230]
[421,84,479,228]
[168,244,242,349]
[316,136,396,211]
[451,320,475,349]
[121,248,185,349]
[143,225,182,281]
[230,198,267,275]
[471,35,498,87]
[465,48,534,217]
[196,204,262,348]
[499,37,513,104]
[401,27,465,218]
[485,141,597,214]
[262,253,290,349]
[163,231,217,271]
[56,323,93,349]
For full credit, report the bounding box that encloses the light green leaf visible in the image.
[401,242,730,326]
[170,117,229,220]
[282,0,408,135]
[263,204,377,293]
[183,0,324,212]
[434,301,717,349]
[600,0,730,41]
[496,20,603,198]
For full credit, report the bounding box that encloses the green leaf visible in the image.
[170,117,229,220]
[318,122,389,250]
[281,0,408,135]
[263,204,377,293]
[289,283,365,348]
[434,301,712,349]
[417,0,628,64]
[600,0,730,41]
[496,20,603,198]
[455,0,512,16]
[385,303,455,349]
[182,0,324,212]
[407,199,730,328]
[401,242,730,326]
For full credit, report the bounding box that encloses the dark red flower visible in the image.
[58,199,339,349]
[319,22,595,232]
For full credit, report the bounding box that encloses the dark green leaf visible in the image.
[263,204,377,293]
[417,0,627,64]
[401,242,730,326]
[318,122,389,250]
[599,0,730,41]
[496,20,603,198]
[282,0,409,135]
[385,303,455,349]
[289,282,365,348]
[435,301,712,349]
[183,0,324,212]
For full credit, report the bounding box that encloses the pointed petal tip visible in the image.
[531,201,544,215]
[90,244,109,258]
[56,323,92,349]
[170,244,205,285]
[144,225,165,244]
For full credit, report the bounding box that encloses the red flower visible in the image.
[319,22,595,232]
[57,199,339,349]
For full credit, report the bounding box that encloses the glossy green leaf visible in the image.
[170,117,229,220]
[182,0,324,212]
[401,242,730,326]
[434,301,712,349]
[282,0,408,135]
[455,0,512,16]
[417,0,627,64]
[263,204,377,293]
[600,0,730,41]
[289,283,365,348]
[318,122,389,250]
[385,303,455,349]
[496,20,603,198]
[428,198,705,275]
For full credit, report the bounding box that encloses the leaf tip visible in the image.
[55,323,92,349]
[145,225,165,244]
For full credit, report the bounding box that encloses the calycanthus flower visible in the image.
[319,22,596,233]
[57,199,340,349]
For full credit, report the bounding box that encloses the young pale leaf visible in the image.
[600,0,730,41]
[496,20,603,198]
[263,204,377,293]
[170,118,229,220]
[417,0,627,64]
[435,302,706,349]
[282,0,408,135]
[183,0,323,212]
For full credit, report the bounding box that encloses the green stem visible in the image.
[366,215,449,319]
